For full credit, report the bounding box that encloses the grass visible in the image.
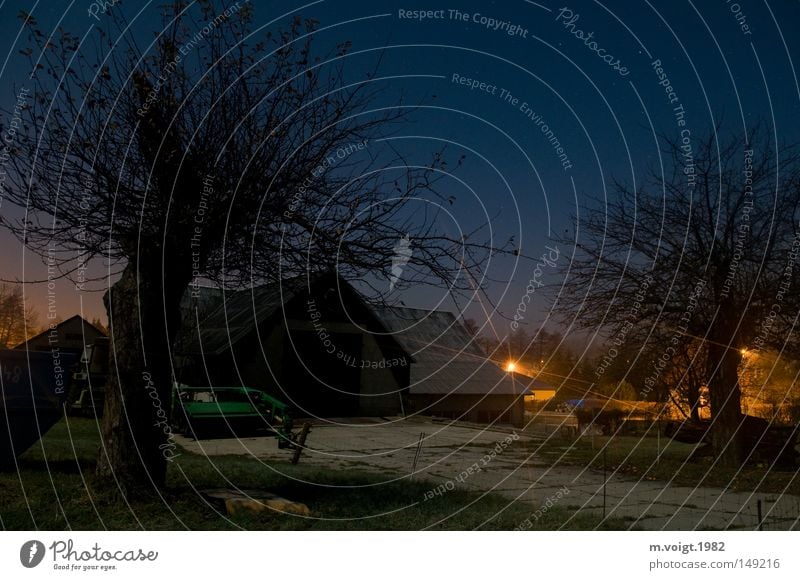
[520,431,800,496]
[1,417,629,530]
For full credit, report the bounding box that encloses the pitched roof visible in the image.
[370,306,522,396]
[14,314,106,349]
[178,279,305,356]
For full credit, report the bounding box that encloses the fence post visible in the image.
[411,432,424,481]
[657,417,661,466]
[757,499,763,531]
[603,448,607,519]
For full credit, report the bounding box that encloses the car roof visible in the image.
[176,386,263,393]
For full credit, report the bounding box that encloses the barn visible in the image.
[175,273,409,418]
[175,273,523,426]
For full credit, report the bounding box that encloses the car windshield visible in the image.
[180,389,262,403]
[188,391,215,403]
[215,391,252,403]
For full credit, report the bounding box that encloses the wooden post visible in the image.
[657,416,661,466]
[411,432,424,480]
[603,448,607,519]
[757,499,763,531]
[291,423,312,465]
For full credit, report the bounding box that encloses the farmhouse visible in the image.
[14,315,106,356]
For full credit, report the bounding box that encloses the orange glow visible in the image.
[740,348,748,356]
[505,361,517,373]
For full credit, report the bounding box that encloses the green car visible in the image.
[172,385,293,439]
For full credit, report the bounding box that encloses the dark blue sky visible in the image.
[1,0,798,338]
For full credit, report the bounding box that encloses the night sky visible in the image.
[1,0,799,341]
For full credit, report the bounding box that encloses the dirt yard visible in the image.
[175,416,800,530]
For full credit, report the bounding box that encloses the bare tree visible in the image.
[557,126,800,466]
[90,316,109,335]
[1,2,504,492]
[0,284,38,348]
[660,340,707,421]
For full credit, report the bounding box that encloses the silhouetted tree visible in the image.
[1,2,504,493]
[558,126,800,466]
[90,317,109,335]
[0,284,37,348]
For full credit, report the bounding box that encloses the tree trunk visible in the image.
[96,261,189,494]
[706,338,744,467]
[687,377,701,422]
